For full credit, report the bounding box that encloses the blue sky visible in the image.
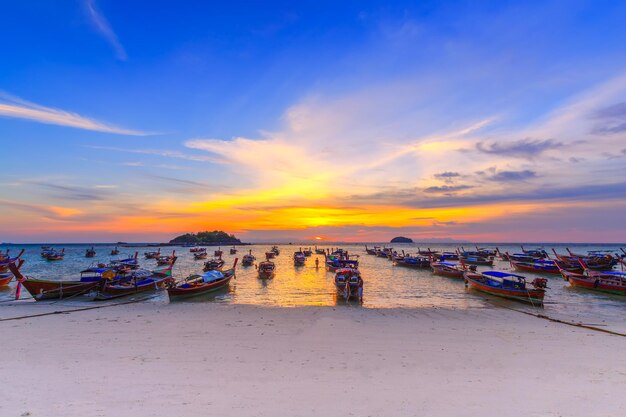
[1,0,626,242]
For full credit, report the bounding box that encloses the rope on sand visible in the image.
[0,294,162,323]
[501,305,626,338]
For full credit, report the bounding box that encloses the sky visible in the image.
[1,0,626,243]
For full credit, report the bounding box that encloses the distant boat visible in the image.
[430,260,469,279]
[155,251,177,266]
[293,250,306,266]
[144,248,161,259]
[214,248,223,257]
[464,270,547,305]
[315,246,326,255]
[94,263,176,301]
[45,249,65,261]
[230,246,238,255]
[110,247,120,256]
[203,256,225,272]
[193,249,208,260]
[242,250,256,266]
[364,245,378,255]
[85,247,96,258]
[271,246,280,256]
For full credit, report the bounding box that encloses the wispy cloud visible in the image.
[84,0,127,60]
[475,138,563,159]
[86,145,221,162]
[0,93,152,135]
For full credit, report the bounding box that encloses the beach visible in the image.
[1,302,624,417]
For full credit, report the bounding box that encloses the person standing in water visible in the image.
[315,258,319,269]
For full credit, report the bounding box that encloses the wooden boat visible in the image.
[508,256,563,275]
[203,257,225,271]
[395,255,430,268]
[144,248,161,259]
[9,261,123,301]
[155,251,176,266]
[464,270,547,305]
[325,255,359,272]
[168,259,237,300]
[294,250,306,266]
[364,245,379,255]
[242,250,256,266]
[94,262,176,300]
[40,246,54,258]
[109,252,140,270]
[214,248,223,257]
[230,246,238,255]
[520,246,548,259]
[189,247,205,253]
[257,260,275,279]
[303,248,312,257]
[376,247,392,258]
[315,246,326,255]
[0,249,24,273]
[0,259,23,286]
[193,250,208,260]
[458,252,493,266]
[417,248,439,256]
[556,260,626,295]
[334,268,363,301]
[551,249,616,270]
[45,249,65,261]
[430,261,470,279]
[439,251,459,261]
[265,251,275,259]
[110,247,120,256]
[271,246,280,256]
[85,247,96,258]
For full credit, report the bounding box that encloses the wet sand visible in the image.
[1,303,625,417]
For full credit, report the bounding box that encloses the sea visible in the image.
[1,242,625,333]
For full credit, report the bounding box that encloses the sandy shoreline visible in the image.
[1,302,624,417]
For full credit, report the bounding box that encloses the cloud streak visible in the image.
[0,93,152,135]
[84,0,127,60]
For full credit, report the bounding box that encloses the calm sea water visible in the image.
[1,243,625,332]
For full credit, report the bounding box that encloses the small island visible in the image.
[170,230,243,245]
[390,236,413,243]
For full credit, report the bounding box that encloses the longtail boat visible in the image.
[230,246,238,255]
[417,248,439,256]
[364,245,379,255]
[556,260,626,296]
[168,259,237,300]
[508,254,563,275]
[315,246,326,255]
[325,255,359,272]
[439,251,459,261]
[271,246,280,256]
[551,249,615,270]
[395,255,430,268]
[520,246,548,259]
[430,260,470,279]
[242,250,256,266]
[0,249,24,273]
[190,247,205,253]
[109,252,140,270]
[85,247,96,258]
[464,270,547,305]
[303,248,312,257]
[203,256,225,271]
[257,260,275,279]
[193,249,208,260]
[110,247,120,255]
[458,252,493,266]
[40,246,54,258]
[294,250,306,266]
[144,248,161,259]
[45,249,65,261]
[265,251,275,259]
[214,248,224,257]
[155,251,176,266]
[334,268,363,301]
[94,262,176,300]
[1,259,24,286]
[9,261,123,301]
[376,247,392,258]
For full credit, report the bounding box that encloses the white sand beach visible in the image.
[1,303,625,417]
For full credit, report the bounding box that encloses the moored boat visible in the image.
[364,245,379,255]
[144,248,161,259]
[242,250,256,266]
[463,270,547,305]
[110,247,120,256]
[230,246,238,255]
[257,260,275,279]
[168,259,237,300]
[294,250,306,266]
[155,251,177,266]
[556,260,626,296]
[45,249,65,261]
[395,255,430,268]
[94,262,176,300]
[334,268,363,301]
[271,246,280,256]
[0,249,24,273]
[430,260,469,279]
[193,249,208,260]
[203,256,225,271]
[315,246,326,255]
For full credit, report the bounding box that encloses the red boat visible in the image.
[430,261,470,279]
[168,259,237,300]
[334,268,363,301]
[556,260,626,296]
[95,262,176,300]
[464,270,547,305]
[509,258,564,275]
[1,259,24,286]
[9,261,119,301]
